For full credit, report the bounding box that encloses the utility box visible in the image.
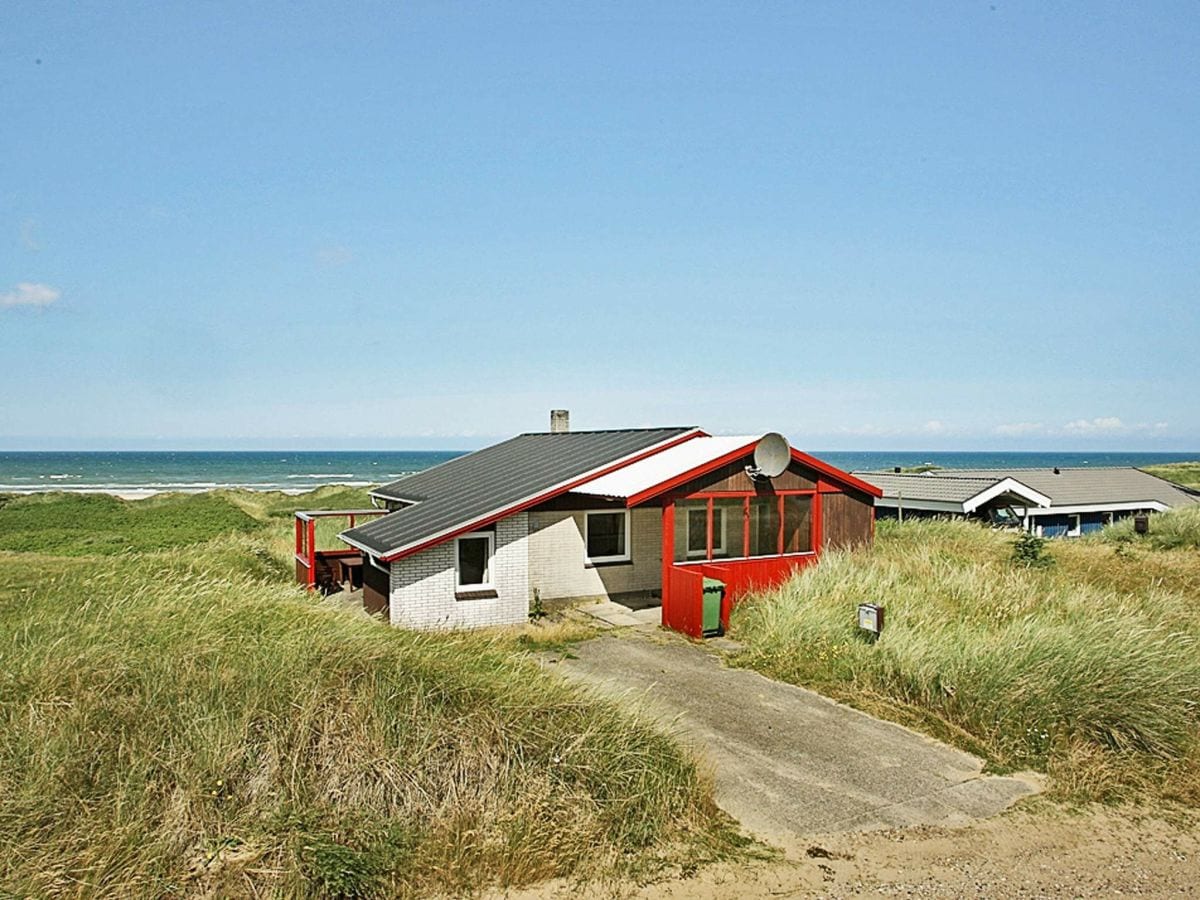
[702,578,725,636]
[857,603,884,636]
[1134,514,1149,535]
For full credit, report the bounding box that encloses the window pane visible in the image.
[783,495,813,553]
[587,512,626,559]
[458,537,490,585]
[674,500,706,562]
[686,507,707,556]
[712,497,746,558]
[748,496,780,557]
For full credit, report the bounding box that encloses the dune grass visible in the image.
[729,515,1200,806]
[1096,503,1200,551]
[0,491,262,555]
[1143,461,1200,490]
[0,491,740,897]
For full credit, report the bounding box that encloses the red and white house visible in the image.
[296,414,880,638]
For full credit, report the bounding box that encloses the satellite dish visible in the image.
[752,432,791,478]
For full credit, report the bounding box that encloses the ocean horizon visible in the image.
[1,449,1197,497]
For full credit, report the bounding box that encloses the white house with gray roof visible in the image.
[856,467,1198,537]
[301,412,881,634]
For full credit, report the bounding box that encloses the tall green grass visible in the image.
[0,491,262,555]
[1096,504,1200,550]
[0,494,738,897]
[730,517,1200,805]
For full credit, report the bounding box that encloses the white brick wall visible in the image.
[388,513,530,630]
[528,507,662,602]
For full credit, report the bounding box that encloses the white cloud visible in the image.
[1062,416,1125,434]
[922,420,947,434]
[0,282,59,308]
[994,421,1044,437]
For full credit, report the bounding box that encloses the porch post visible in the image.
[660,500,674,628]
[813,491,824,554]
[307,518,317,587]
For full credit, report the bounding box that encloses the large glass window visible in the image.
[585,510,629,562]
[674,500,707,562]
[712,497,746,558]
[686,505,708,557]
[456,533,494,588]
[783,495,813,553]
[748,496,780,557]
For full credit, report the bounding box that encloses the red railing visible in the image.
[294,509,386,590]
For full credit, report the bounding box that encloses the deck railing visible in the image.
[294,509,386,589]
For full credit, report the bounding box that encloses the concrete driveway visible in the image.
[547,631,1039,839]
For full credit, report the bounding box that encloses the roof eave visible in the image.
[375,428,707,562]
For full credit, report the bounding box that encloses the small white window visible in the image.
[1066,515,1082,538]
[585,510,630,563]
[455,532,494,588]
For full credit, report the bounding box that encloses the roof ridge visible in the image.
[517,426,698,436]
[854,471,1001,479]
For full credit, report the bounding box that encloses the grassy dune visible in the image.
[0,491,737,897]
[730,513,1200,806]
[1143,460,1200,490]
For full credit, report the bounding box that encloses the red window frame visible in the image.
[673,490,817,563]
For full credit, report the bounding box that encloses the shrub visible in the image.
[1011,531,1053,567]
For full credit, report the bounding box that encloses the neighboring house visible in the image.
[300,414,880,637]
[857,467,1199,537]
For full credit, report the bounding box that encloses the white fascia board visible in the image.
[367,490,421,505]
[338,533,380,555]
[963,478,1052,513]
[1014,501,1169,516]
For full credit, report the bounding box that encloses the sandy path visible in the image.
[495,807,1199,898]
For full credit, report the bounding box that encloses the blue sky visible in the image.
[2,1,1197,450]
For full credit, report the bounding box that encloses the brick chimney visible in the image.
[550,409,570,433]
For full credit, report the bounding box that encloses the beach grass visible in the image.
[0,491,740,897]
[729,514,1200,806]
[1142,460,1200,491]
[0,491,262,555]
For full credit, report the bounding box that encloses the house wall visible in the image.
[671,457,818,495]
[362,558,389,615]
[821,490,875,550]
[388,514,530,629]
[528,506,662,602]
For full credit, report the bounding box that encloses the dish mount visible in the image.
[745,432,790,481]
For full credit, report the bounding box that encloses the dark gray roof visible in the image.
[342,427,697,558]
[854,473,1036,505]
[855,467,1199,510]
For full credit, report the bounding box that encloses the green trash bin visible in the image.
[702,577,725,636]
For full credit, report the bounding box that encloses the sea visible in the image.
[0,449,1196,496]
